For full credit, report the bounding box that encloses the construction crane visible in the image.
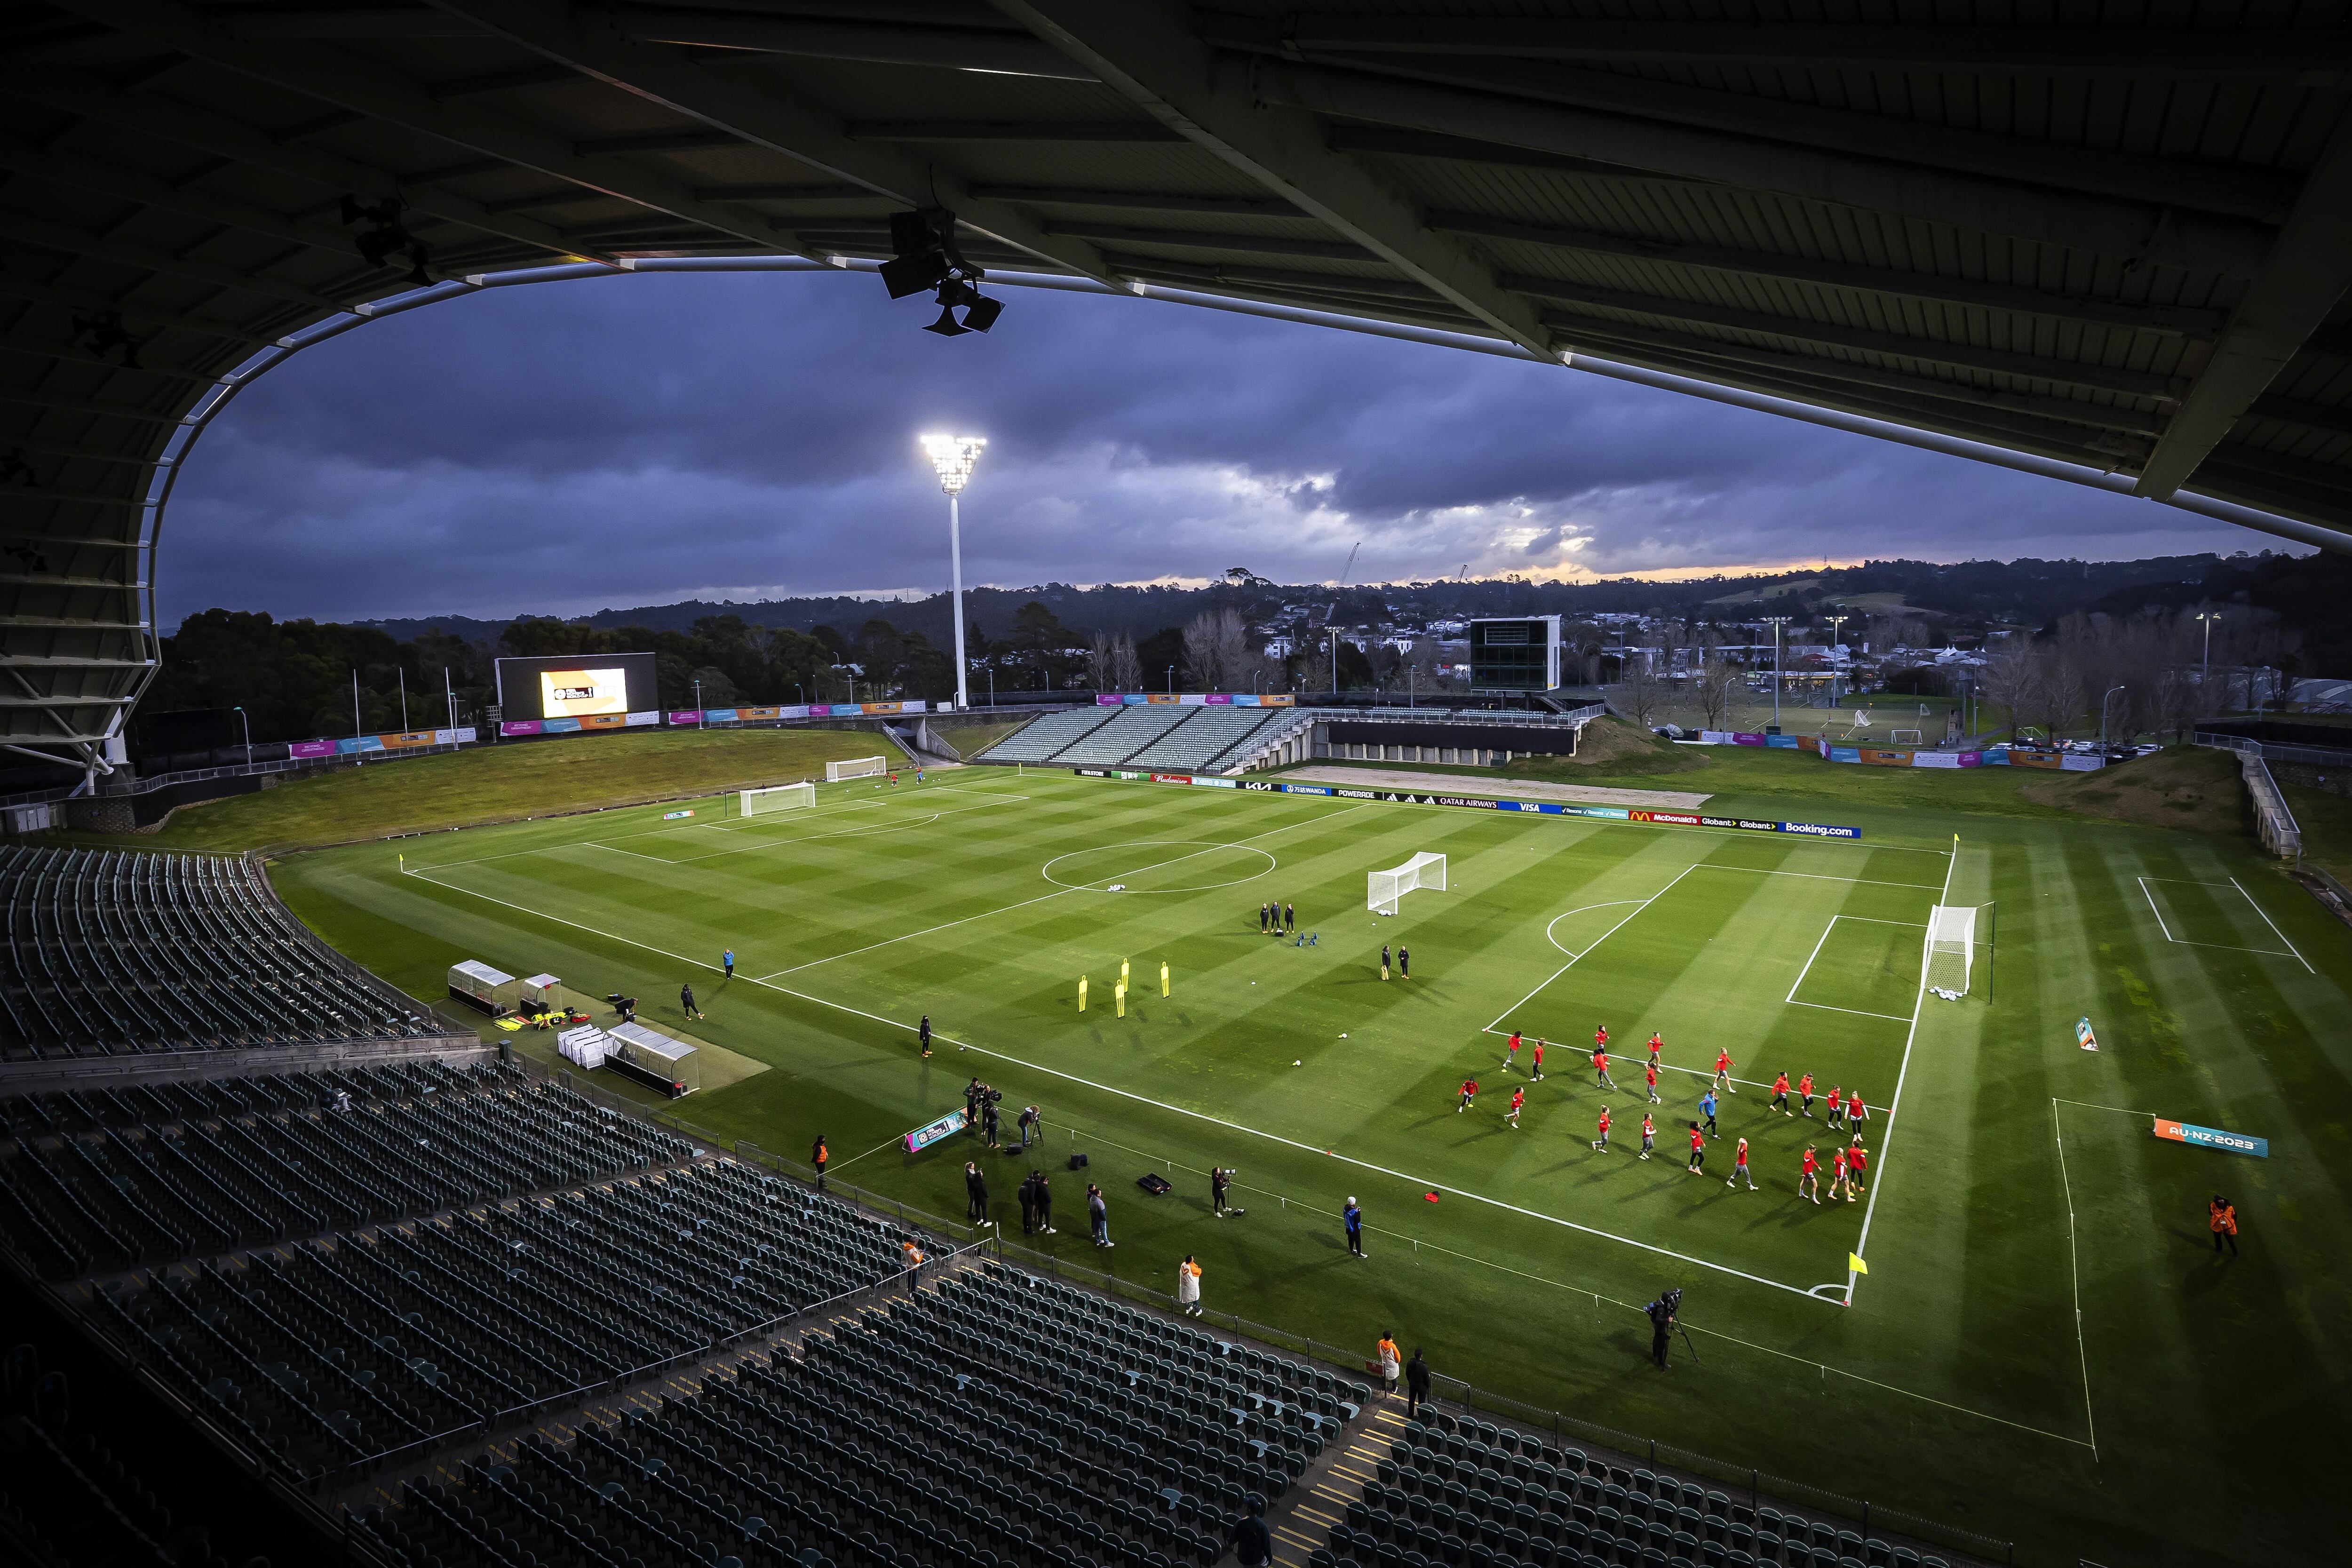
[1322,541,1361,624]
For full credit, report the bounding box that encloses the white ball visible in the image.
[1293,1060,1302,1067]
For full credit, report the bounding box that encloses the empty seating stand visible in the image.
[978,708,1120,764]
[1341,1409,1951,1568]
[0,845,441,1059]
[1051,706,1196,767]
[1124,708,1279,774]
[350,1256,1374,1568]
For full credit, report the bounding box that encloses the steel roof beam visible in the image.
[969,184,1305,217]
[53,0,790,256]
[990,1,1554,358]
[845,120,1184,142]
[429,0,1111,278]
[1200,16,2352,82]
[0,269,263,344]
[1508,276,2185,400]
[2248,397,2352,441]
[2133,124,2352,499]
[1325,124,1710,185]
[1248,58,2275,277]
[694,182,873,202]
[1041,221,1375,263]
[0,387,185,424]
[1435,212,2223,341]
[0,131,365,260]
[609,6,1093,81]
[0,213,355,312]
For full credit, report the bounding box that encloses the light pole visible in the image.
[1762,616,1791,730]
[1823,614,1848,705]
[2100,684,2126,748]
[921,433,986,710]
[232,705,251,765]
[693,677,703,727]
[397,668,409,732]
[2193,610,2219,703]
[1166,663,1176,695]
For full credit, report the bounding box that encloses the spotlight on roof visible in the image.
[882,206,1004,336]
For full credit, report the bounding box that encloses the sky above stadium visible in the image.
[164,269,2258,625]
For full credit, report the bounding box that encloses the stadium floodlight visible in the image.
[1369,852,1447,915]
[740,782,816,817]
[922,434,987,709]
[1761,615,1792,729]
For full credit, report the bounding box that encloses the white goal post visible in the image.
[826,756,889,782]
[1924,904,1979,996]
[1890,729,1924,744]
[1369,852,1447,915]
[739,782,816,817]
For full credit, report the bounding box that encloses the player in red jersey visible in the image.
[1771,1072,1792,1115]
[1531,1038,1546,1081]
[1714,1049,1735,1094]
[1644,1061,1662,1105]
[1503,1031,1522,1073]
[1592,1107,1612,1152]
[1457,1078,1478,1112]
[1727,1136,1755,1190]
[1798,1072,1816,1117]
[1506,1087,1525,1128]
[1847,1137,1868,1193]
[1647,1031,1664,1066]
[1592,1043,1618,1091]
[1829,1146,1852,1201]
[1638,1113,1656,1160]
[1847,1089,1867,1128]
[1799,1146,1821,1204]
[1595,1023,1610,1053]
[1686,1123,1706,1174]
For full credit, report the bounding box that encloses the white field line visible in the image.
[1786,915,1923,1022]
[412,791,893,869]
[1843,835,1961,1306]
[400,859,1831,1305]
[2049,1099,2101,1460]
[2229,876,2314,974]
[753,805,1367,981]
[1785,918,1840,1005]
[1481,865,1697,1034]
[1541,900,1647,955]
[1788,1000,1914,1025]
[2135,877,2300,962]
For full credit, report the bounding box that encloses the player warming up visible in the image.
[1638,1113,1655,1160]
[1531,1038,1546,1081]
[1502,1031,1522,1073]
[1593,1041,1619,1091]
[1798,1072,1817,1117]
[1686,1123,1706,1174]
[1771,1072,1792,1116]
[1847,1089,1867,1129]
[1458,1078,1478,1113]
[1645,1060,1663,1105]
[1829,1145,1853,1201]
[1799,1146,1821,1204]
[1826,1084,1845,1132]
[1714,1048,1735,1094]
[1507,1087,1525,1128]
[1846,1138,1868,1193]
[1592,1106,1612,1152]
[1647,1031,1664,1067]
[1727,1136,1755,1190]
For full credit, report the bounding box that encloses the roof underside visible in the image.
[8,0,2352,755]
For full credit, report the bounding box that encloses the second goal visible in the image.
[826,755,889,782]
[1923,903,1992,997]
[739,782,816,817]
[1368,852,1446,915]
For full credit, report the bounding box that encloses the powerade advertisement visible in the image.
[1070,770,1859,840]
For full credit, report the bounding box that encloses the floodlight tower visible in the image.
[1762,615,1793,729]
[922,433,986,709]
[1822,613,1849,705]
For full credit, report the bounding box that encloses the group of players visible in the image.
[1455,1026,1875,1204]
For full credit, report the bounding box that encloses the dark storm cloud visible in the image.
[161,270,2250,624]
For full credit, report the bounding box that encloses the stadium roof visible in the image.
[9,1,2352,771]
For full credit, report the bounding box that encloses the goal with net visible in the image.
[1923,904,1992,997]
[739,782,815,817]
[826,756,888,782]
[1368,853,1446,915]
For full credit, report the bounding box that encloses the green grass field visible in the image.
[267,761,2352,1567]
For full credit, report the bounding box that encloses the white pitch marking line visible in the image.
[2137,876,2177,943]
[1482,864,1697,1034]
[400,859,1832,1305]
[2049,1099,2100,1461]
[1788,1000,1914,1024]
[1542,900,1646,957]
[2135,876,2300,962]
[1787,915,1929,1016]
[1843,833,1961,1307]
[1785,917,1840,1006]
[2229,876,2314,974]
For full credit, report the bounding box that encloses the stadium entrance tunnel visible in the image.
[1042,840,1277,894]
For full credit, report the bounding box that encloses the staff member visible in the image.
[810,1134,828,1192]
[1405,1348,1431,1419]
[2210,1194,2239,1258]
[1646,1292,1677,1370]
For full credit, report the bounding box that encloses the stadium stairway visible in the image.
[1260,1392,1400,1568]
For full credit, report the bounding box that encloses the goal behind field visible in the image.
[739,782,815,817]
[1924,903,1994,997]
[1369,852,1446,915]
[826,756,888,782]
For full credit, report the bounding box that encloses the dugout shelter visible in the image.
[11,2,2352,788]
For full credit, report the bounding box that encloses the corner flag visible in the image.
[1849,1252,1869,1275]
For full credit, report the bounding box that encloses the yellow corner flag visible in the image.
[1160,960,1170,997]
[1078,976,1088,1012]
[1849,1252,1869,1275]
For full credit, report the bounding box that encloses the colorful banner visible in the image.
[334,735,385,755]
[290,739,337,758]
[2076,1017,2099,1051]
[663,809,695,820]
[501,719,543,737]
[541,717,581,734]
[380,730,437,749]
[1101,692,1295,706]
[2154,1118,2268,1158]
[582,713,630,730]
[904,1107,969,1154]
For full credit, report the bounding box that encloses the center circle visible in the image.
[1042,840,1277,894]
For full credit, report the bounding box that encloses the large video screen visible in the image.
[494,652,660,722]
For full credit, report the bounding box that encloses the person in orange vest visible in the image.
[811,1134,828,1193]
[2209,1194,2239,1258]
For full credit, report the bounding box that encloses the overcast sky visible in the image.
[161,269,2258,626]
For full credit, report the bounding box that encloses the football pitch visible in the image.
[274,765,2352,1567]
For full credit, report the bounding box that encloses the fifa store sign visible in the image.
[1073,770,1859,840]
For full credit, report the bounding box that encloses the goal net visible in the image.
[1924,904,1978,996]
[1890,729,1923,744]
[826,756,888,782]
[1368,852,1447,915]
[739,782,815,817]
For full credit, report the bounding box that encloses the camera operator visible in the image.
[1646,1288,1682,1371]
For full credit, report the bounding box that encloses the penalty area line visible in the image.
[1483,864,1696,1034]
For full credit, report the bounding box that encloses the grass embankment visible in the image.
[930,717,1033,759]
[59,727,909,853]
[2282,782,2352,888]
